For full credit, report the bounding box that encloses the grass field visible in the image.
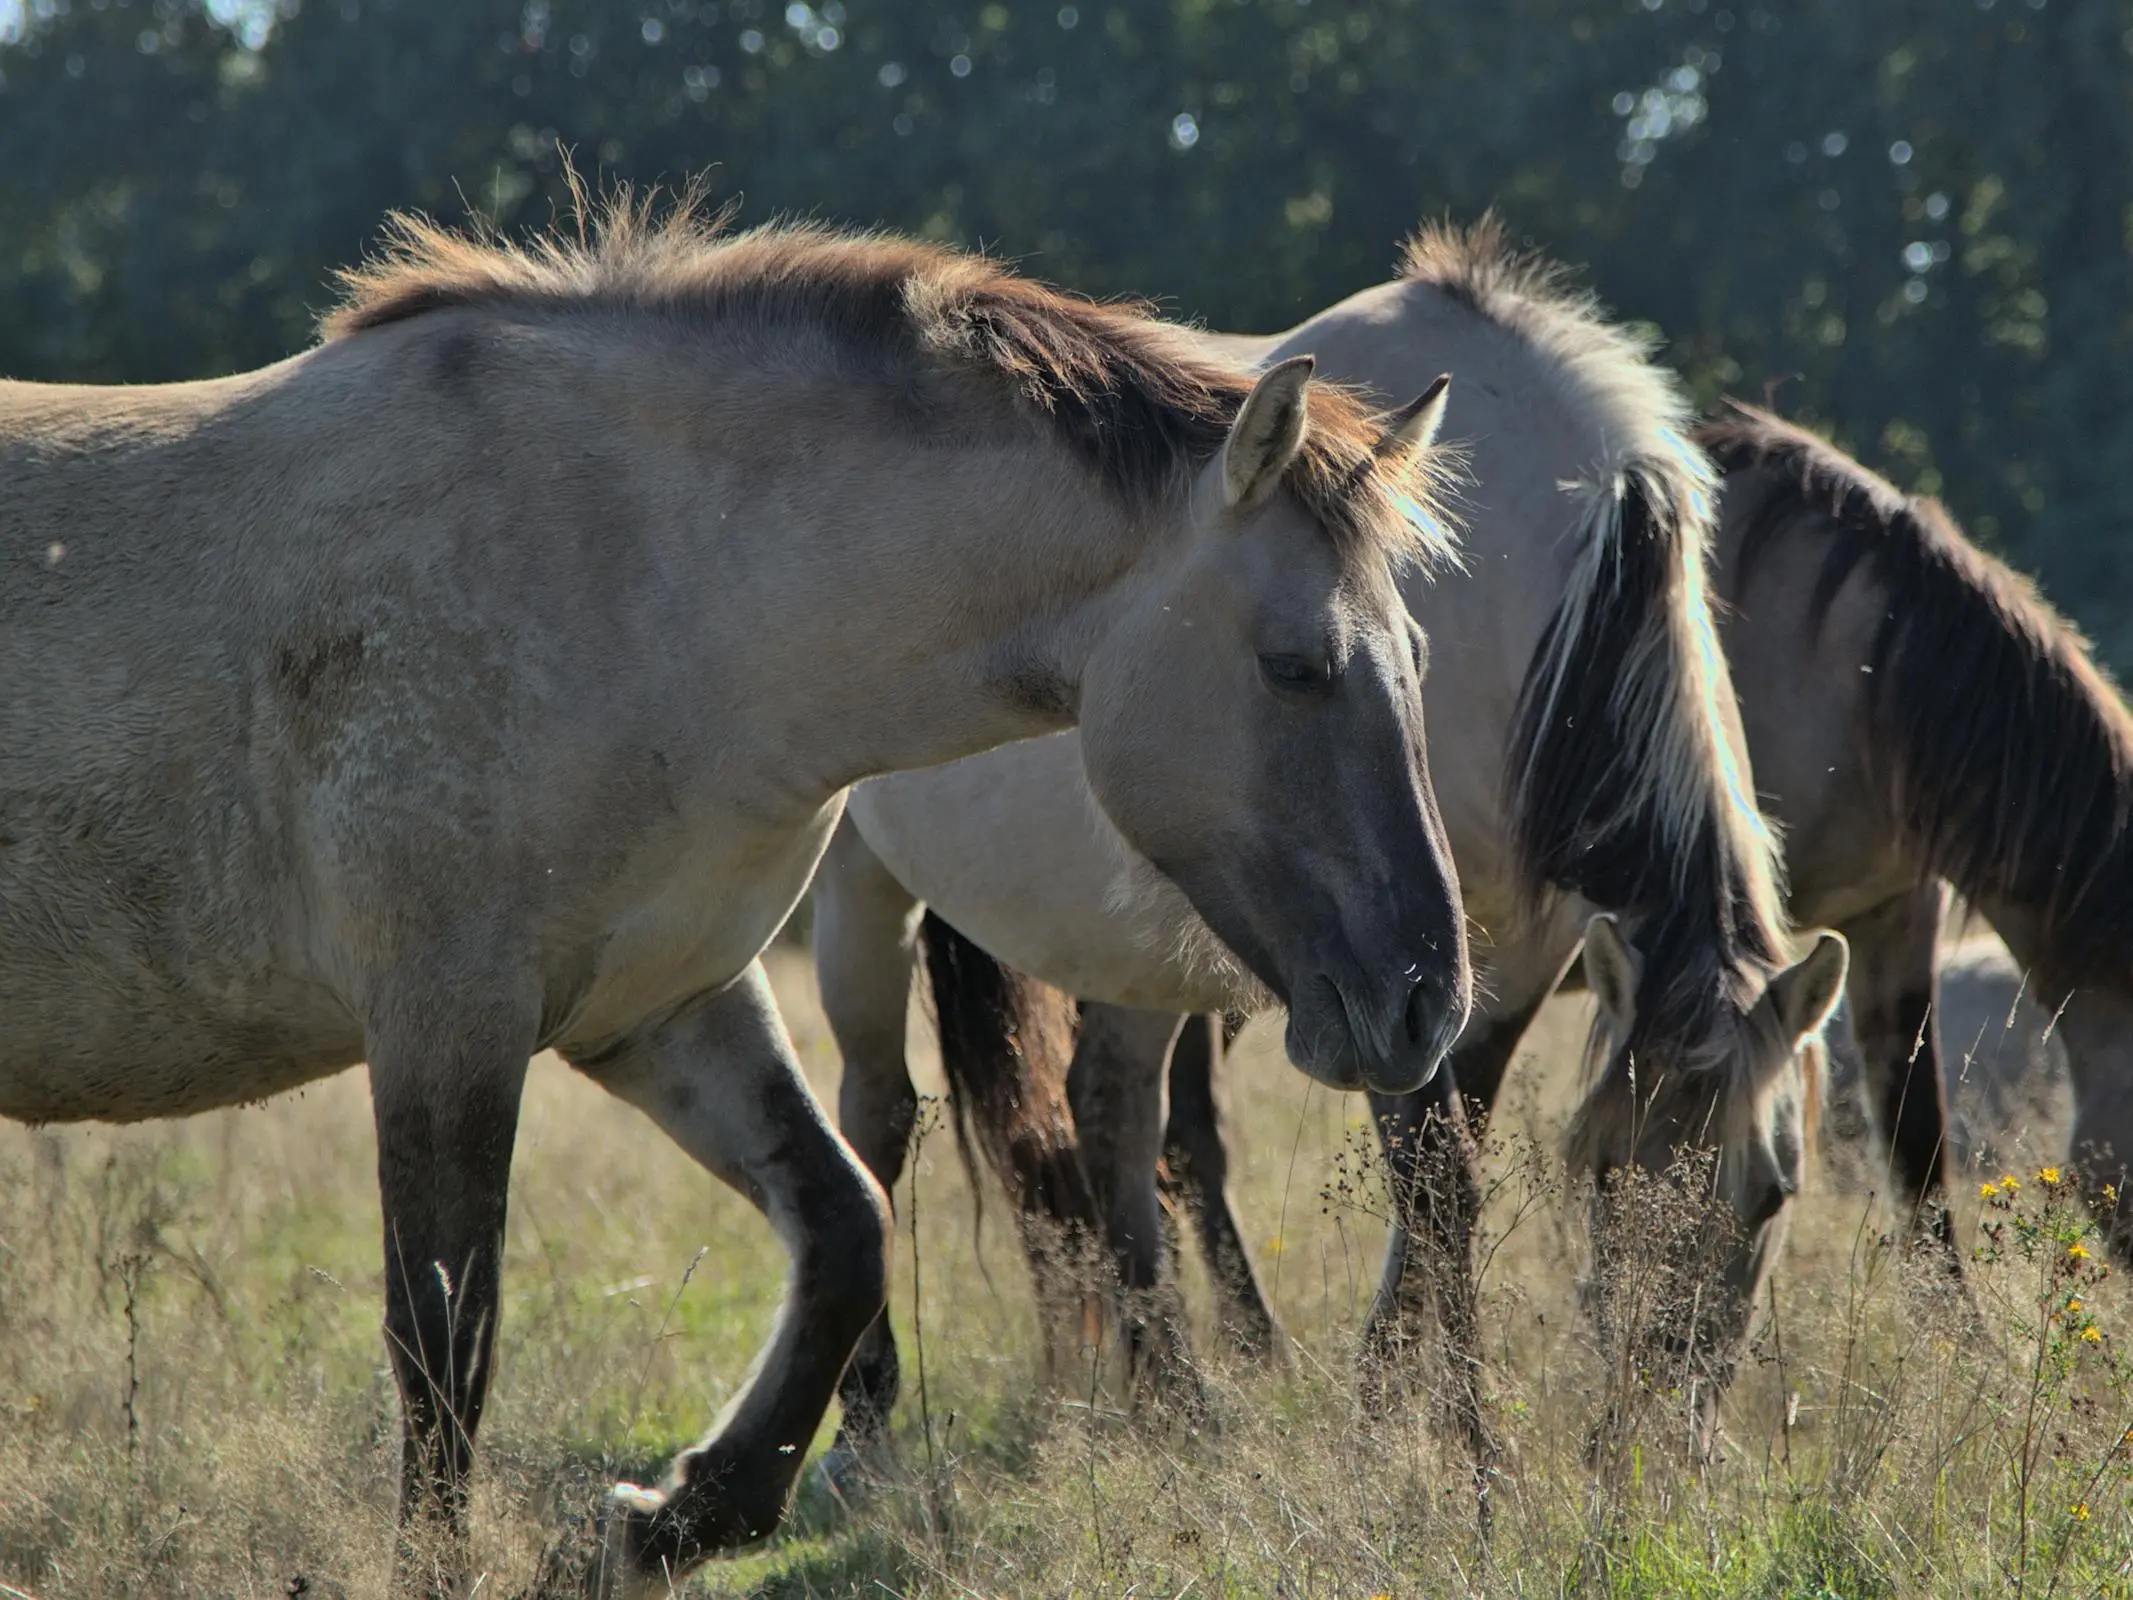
[4,945,2131,1597]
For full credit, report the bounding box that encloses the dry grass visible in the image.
[4,946,2131,1597]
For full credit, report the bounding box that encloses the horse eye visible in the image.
[1257,653,1331,694]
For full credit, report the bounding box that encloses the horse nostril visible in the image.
[1404,976,1429,1045]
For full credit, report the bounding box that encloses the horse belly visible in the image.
[0,964,361,1124]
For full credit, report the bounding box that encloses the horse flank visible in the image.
[1703,404,2133,991]
[1402,218,1791,1056]
[328,189,1456,577]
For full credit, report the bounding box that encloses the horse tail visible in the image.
[918,911,1098,1236]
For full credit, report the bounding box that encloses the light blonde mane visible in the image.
[326,186,1456,577]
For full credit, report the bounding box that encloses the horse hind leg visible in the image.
[364,966,540,1596]
[1843,883,1966,1280]
[579,962,890,1597]
[1161,1013,1285,1361]
[1069,1003,1199,1408]
[809,816,924,1491]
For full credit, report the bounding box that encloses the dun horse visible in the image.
[0,195,1471,1595]
[814,219,1842,1478]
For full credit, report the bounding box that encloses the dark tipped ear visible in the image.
[1769,930,1849,1045]
[1582,913,1641,1037]
[1223,354,1315,511]
[1379,373,1451,457]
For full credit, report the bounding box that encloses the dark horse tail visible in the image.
[1702,404,2133,992]
[918,911,1098,1237]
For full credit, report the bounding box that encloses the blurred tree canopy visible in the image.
[4,0,2128,654]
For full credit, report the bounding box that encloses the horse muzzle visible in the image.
[1284,964,1468,1095]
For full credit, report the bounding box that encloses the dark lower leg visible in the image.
[1161,1013,1283,1358]
[1358,1000,1541,1378]
[1069,1004,1194,1399]
[812,818,924,1461]
[585,968,891,1586]
[830,1057,918,1456]
[367,1002,534,1594]
[1845,886,1961,1267]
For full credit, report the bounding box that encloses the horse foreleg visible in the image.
[1359,998,1540,1396]
[581,962,890,1598]
[1161,1013,1285,1361]
[1362,1068,1489,1463]
[809,816,924,1488]
[1069,1003,1197,1406]
[366,975,538,1596]
[1843,883,1963,1275]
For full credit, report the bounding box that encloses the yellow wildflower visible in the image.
[1981,1181,2001,1200]
[2039,1166,2063,1185]
[2001,1173,2022,1191]
[2073,1502,2092,1522]
[2070,1242,2092,1262]
[2069,1298,2085,1314]
[2081,1326,2104,1346]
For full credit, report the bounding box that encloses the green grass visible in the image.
[3,950,2131,1597]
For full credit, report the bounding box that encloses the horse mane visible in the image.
[325,185,1455,577]
[1402,216,1791,1061]
[1702,403,2133,989]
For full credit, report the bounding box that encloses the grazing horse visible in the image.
[1704,406,2133,1261]
[813,219,1839,1477]
[1049,399,2133,1452]
[0,195,1472,1596]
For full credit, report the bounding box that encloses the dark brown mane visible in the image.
[325,190,1450,573]
[1702,403,2133,988]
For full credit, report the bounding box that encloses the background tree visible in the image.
[4,0,2126,653]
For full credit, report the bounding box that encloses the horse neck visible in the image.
[667,376,1161,794]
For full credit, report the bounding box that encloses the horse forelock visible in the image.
[324,183,1455,584]
[1704,404,2133,989]
[1565,957,1813,1188]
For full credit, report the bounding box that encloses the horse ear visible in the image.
[1223,354,1315,511]
[1769,930,1849,1045]
[1582,913,1641,1035]
[1380,373,1451,457]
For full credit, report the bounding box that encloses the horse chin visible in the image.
[1281,997,1366,1090]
